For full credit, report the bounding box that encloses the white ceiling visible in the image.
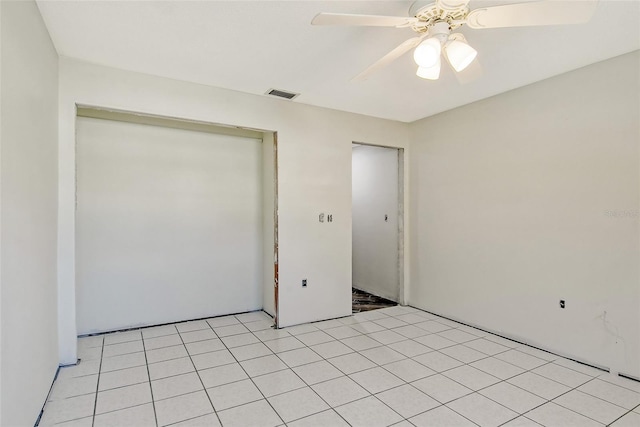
[37,0,639,123]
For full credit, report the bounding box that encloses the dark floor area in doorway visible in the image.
[352,288,397,313]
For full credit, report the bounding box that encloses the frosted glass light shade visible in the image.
[413,38,441,68]
[416,58,441,80]
[445,39,477,72]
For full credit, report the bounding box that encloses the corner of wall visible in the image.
[1,0,61,424]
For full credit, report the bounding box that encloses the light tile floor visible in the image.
[39,307,640,427]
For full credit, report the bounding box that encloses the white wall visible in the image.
[76,117,263,334]
[0,1,59,425]
[352,145,399,301]
[409,51,640,378]
[58,58,410,362]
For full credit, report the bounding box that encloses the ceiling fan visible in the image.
[311,0,598,81]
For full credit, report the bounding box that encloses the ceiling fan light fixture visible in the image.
[444,38,477,72]
[416,57,441,80]
[315,0,599,83]
[413,37,441,68]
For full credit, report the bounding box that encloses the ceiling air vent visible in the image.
[265,88,300,100]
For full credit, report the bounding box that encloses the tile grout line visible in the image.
[135,343,397,405]
[355,316,604,426]
[410,350,569,425]
[172,325,224,427]
[604,406,637,427]
[537,374,636,426]
[381,312,555,425]
[497,363,590,426]
[48,316,384,422]
[425,352,619,427]
[86,402,153,422]
[140,328,161,427]
[232,314,394,426]
[267,339,367,426]
[339,373,447,425]
[279,327,437,426]
[340,311,477,425]
[551,376,638,413]
[88,337,380,401]
[511,375,606,426]
[90,336,105,427]
[204,315,288,426]
[241,311,614,425]
[161,411,220,427]
[55,340,390,424]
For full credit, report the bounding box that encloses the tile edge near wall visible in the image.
[77,310,275,338]
[405,304,628,378]
[34,366,62,427]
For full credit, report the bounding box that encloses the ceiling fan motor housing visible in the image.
[428,21,452,44]
[409,1,469,33]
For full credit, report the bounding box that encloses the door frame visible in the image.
[272,132,280,327]
[351,141,406,305]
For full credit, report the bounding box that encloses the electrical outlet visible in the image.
[559,300,565,309]
[302,279,307,288]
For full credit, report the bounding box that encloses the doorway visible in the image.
[351,143,404,312]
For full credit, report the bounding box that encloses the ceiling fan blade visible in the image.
[437,0,471,11]
[352,36,426,82]
[466,0,598,29]
[312,12,417,27]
